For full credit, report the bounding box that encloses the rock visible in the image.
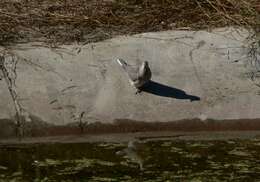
[0,27,259,126]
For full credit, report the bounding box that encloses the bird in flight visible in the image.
[116,58,152,94]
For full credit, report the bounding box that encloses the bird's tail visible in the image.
[116,58,128,70]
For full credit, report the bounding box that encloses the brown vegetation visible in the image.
[0,0,258,45]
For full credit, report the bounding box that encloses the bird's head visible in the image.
[142,61,149,69]
[139,61,150,75]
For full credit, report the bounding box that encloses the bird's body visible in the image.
[116,59,152,93]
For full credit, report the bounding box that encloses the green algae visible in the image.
[0,138,260,181]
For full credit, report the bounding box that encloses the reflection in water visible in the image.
[0,139,260,181]
[116,140,144,170]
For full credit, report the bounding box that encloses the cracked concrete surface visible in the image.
[0,27,259,126]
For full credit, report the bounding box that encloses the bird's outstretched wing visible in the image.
[116,58,139,82]
[116,58,127,70]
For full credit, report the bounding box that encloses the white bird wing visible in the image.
[126,67,140,82]
[116,59,139,81]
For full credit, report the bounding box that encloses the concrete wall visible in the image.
[0,27,259,126]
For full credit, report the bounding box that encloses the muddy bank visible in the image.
[1,118,260,141]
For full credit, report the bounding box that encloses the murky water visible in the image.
[1,138,260,181]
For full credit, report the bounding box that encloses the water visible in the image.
[0,138,260,181]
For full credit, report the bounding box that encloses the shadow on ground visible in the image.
[141,81,200,101]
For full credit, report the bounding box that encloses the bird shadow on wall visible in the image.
[141,81,200,102]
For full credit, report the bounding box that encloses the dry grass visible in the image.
[0,0,258,45]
